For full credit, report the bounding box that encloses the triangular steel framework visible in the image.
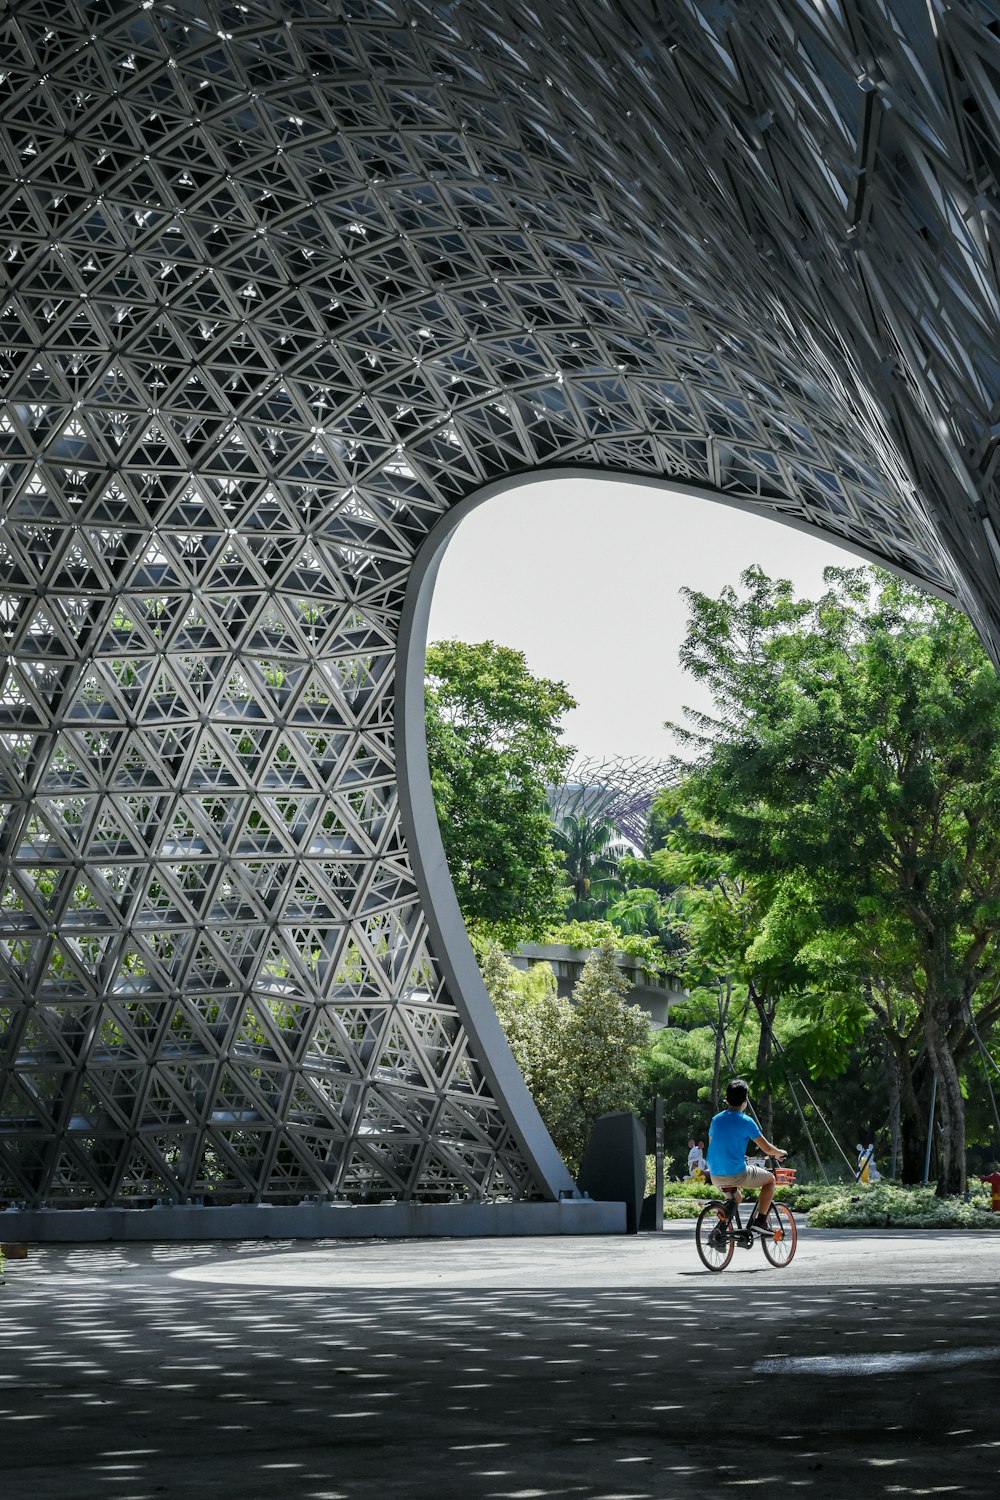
[2,0,1000,1209]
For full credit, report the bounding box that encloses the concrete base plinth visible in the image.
[0,1198,624,1241]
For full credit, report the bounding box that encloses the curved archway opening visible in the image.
[397,469,944,1198]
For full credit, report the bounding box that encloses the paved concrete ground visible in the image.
[4,1221,1000,1500]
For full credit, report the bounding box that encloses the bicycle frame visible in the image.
[720,1191,753,1243]
[695,1177,798,1271]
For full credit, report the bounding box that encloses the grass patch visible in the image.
[808,1181,1000,1229]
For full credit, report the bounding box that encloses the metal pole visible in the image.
[785,1070,829,1182]
[922,1072,937,1187]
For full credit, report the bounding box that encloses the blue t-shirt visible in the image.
[707,1108,758,1176]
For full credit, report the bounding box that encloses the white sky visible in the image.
[426,475,874,765]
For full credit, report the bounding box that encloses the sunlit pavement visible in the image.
[4,1222,1000,1500]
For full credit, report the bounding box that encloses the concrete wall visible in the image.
[511,944,686,1029]
[0,1199,625,1242]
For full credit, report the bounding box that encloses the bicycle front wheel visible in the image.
[695,1203,734,1272]
[761,1203,797,1267]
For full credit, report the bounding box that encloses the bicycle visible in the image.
[694,1161,798,1272]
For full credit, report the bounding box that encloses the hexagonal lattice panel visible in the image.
[2,1,998,1208]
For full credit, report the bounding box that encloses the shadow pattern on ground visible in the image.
[4,1246,999,1499]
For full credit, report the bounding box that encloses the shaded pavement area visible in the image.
[3,1224,1000,1499]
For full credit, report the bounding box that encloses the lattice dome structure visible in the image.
[3,0,1000,1214]
[549,756,676,850]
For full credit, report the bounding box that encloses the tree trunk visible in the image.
[925,1005,967,1196]
[898,1048,928,1184]
[885,1037,901,1179]
[710,1027,722,1116]
[917,931,968,1196]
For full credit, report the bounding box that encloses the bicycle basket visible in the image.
[773,1166,796,1184]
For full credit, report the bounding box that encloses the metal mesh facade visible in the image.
[2,0,999,1209]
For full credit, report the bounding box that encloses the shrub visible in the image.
[778,1182,847,1213]
[663,1180,723,1200]
[661,1178,847,1212]
[808,1181,1000,1229]
[663,1197,705,1219]
[482,943,650,1175]
[540,919,666,976]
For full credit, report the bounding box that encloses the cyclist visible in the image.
[707,1078,787,1243]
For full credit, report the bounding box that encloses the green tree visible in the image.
[546,946,652,1172]
[549,809,630,918]
[670,564,1000,1195]
[642,1021,723,1163]
[654,821,820,1142]
[479,944,569,1125]
[425,640,576,943]
[649,783,919,1180]
[603,852,686,958]
[481,944,651,1175]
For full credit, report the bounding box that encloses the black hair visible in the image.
[725,1078,749,1108]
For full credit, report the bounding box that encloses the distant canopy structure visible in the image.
[2,1,1000,1220]
[548,757,676,852]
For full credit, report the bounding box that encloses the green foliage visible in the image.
[642,1022,720,1147]
[479,945,570,1119]
[655,1179,847,1216]
[605,863,685,960]
[548,945,652,1170]
[662,1197,708,1219]
[546,791,684,967]
[425,640,576,944]
[779,1182,846,1213]
[540,919,666,976]
[808,1181,1000,1229]
[643,1153,676,1196]
[662,1179,723,1200]
[549,810,630,919]
[481,943,651,1175]
[662,565,1000,1195]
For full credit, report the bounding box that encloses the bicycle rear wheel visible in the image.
[761,1202,797,1267]
[695,1203,735,1271]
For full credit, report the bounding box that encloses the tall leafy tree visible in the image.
[481,944,650,1175]
[653,809,856,1141]
[549,945,652,1170]
[670,565,1000,1195]
[479,944,570,1122]
[425,640,576,943]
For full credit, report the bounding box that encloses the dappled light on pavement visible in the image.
[4,1236,1000,1499]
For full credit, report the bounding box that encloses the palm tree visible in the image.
[550,810,631,918]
